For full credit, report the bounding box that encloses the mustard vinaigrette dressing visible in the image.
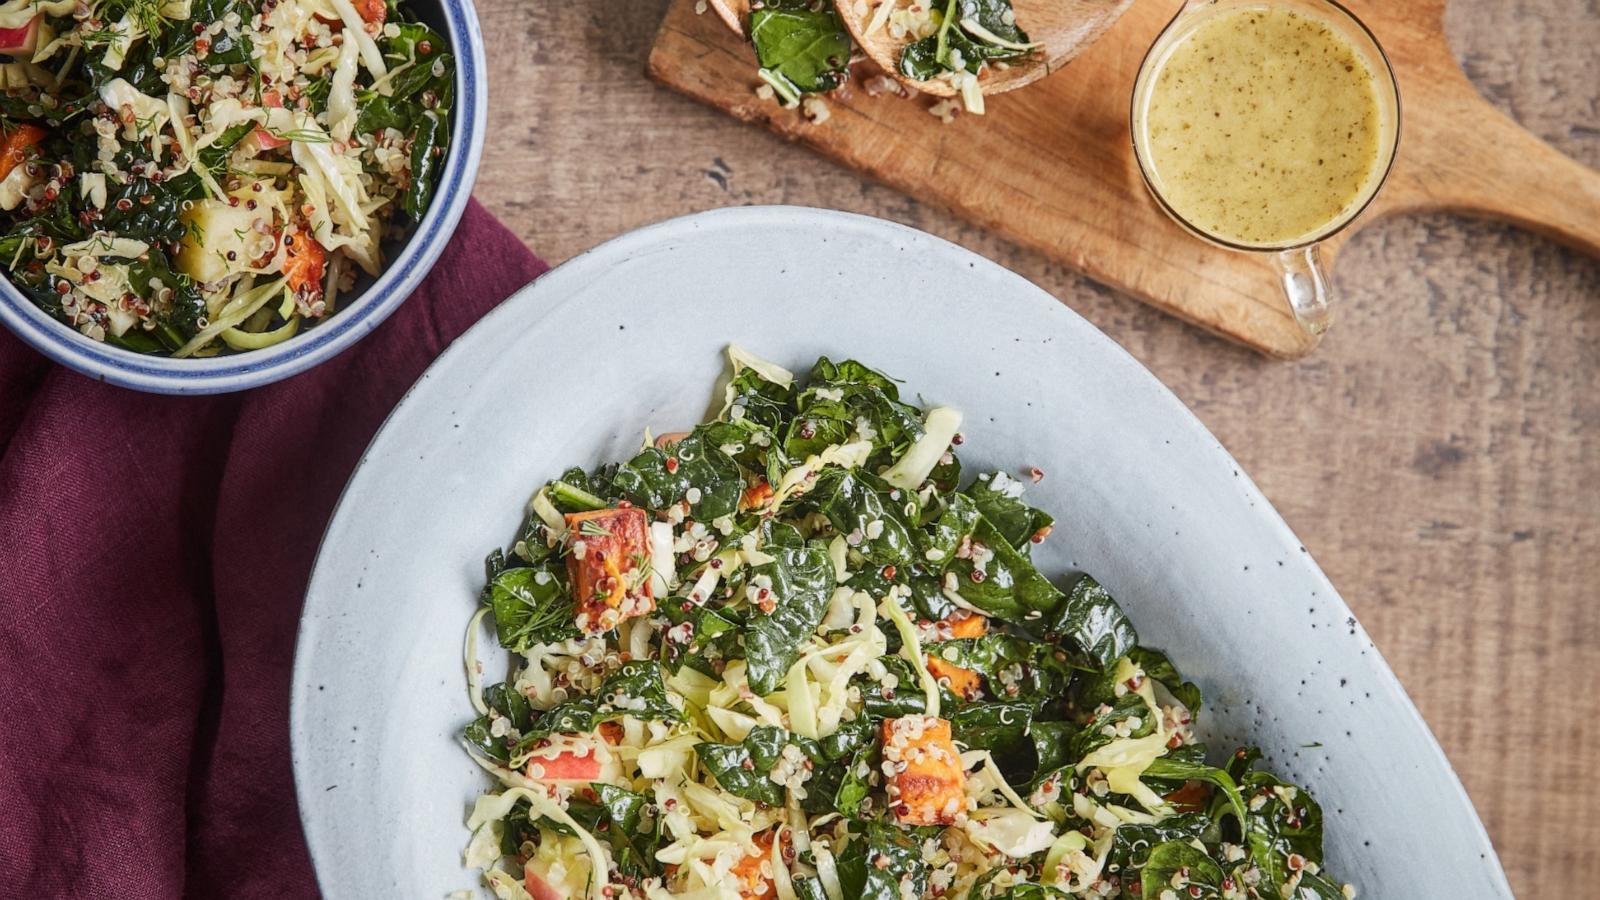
[1139,6,1386,247]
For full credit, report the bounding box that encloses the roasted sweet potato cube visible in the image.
[922,612,989,643]
[0,123,45,183]
[739,480,774,512]
[355,0,386,25]
[730,827,787,899]
[926,656,984,701]
[565,507,654,632]
[281,231,326,300]
[1163,779,1212,813]
[944,613,989,640]
[881,716,967,826]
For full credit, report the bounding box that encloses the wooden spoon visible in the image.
[707,0,751,36]
[836,0,1135,97]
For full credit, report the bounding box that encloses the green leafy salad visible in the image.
[462,348,1355,900]
[0,0,453,355]
[738,0,1037,116]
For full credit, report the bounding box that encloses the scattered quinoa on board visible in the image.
[461,347,1356,900]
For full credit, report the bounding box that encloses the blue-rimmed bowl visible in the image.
[0,0,487,395]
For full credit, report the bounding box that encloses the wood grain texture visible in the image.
[646,0,1600,358]
[471,1,1599,896]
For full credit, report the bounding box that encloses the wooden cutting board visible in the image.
[646,0,1600,358]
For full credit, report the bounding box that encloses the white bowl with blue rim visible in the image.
[0,0,487,395]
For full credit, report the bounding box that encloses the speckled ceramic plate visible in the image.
[290,207,1512,898]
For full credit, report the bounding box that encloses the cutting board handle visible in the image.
[1380,68,1600,258]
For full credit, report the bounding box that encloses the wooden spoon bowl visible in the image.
[707,0,750,36]
[836,0,1137,97]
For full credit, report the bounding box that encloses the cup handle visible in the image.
[1274,245,1333,340]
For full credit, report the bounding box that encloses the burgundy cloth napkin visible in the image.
[0,199,547,898]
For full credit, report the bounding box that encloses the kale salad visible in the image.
[463,349,1355,900]
[733,0,1036,118]
[0,0,453,355]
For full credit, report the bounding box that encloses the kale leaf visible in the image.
[613,428,745,520]
[807,468,918,567]
[697,720,876,815]
[1140,840,1226,899]
[1143,756,1249,834]
[944,516,1064,627]
[695,725,796,806]
[835,821,929,900]
[789,358,924,464]
[1235,768,1328,895]
[921,491,979,565]
[550,783,661,877]
[1043,574,1137,671]
[1104,812,1211,880]
[405,109,445,221]
[947,699,1034,782]
[486,564,578,652]
[749,0,852,102]
[511,662,678,753]
[743,541,836,694]
[1066,692,1156,763]
[1077,646,1201,717]
[1028,719,1078,774]
[929,632,1074,708]
[724,365,797,432]
[462,683,535,764]
[964,471,1053,551]
[900,0,1032,81]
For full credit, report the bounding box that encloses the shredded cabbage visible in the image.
[325,37,361,143]
[0,0,71,29]
[463,606,491,715]
[879,586,940,718]
[812,841,845,900]
[468,788,610,900]
[329,0,388,79]
[883,406,962,490]
[174,278,288,358]
[727,344,795,388]
[958,18,1041,51]
[221,315,299,350]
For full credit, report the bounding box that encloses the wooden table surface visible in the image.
[472,2,1598,896]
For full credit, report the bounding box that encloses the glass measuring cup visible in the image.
[1130,0,1401,341]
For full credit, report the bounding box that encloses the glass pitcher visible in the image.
[1130,0,1402,342]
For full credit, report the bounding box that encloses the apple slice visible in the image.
[0,15,40,59]
[249,91,290,151]
[522,731,623,783]
[524,747,602,782]
[522,867,564,900]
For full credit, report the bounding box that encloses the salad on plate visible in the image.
[462,348,1354,900]
[0,0,453,355]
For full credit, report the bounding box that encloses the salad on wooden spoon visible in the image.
[705,0,1130,118]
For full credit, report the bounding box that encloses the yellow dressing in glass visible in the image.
[1141,6,1385,247]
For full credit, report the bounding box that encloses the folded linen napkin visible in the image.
[0,199,547,898]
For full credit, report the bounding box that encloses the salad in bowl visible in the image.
[461,348,1354,900]
[0,0,454,357]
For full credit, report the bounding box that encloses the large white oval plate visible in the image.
[291,207,1511,899]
